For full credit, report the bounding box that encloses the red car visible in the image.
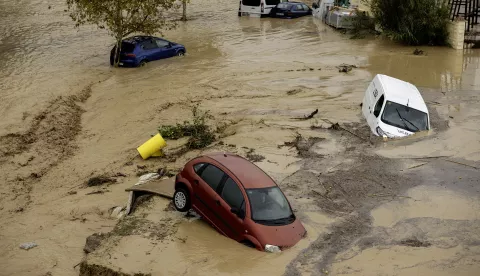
[174,152,306,252]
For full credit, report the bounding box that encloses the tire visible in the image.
[241,240,256,249]
[173,187,191,212]
[177,51,185,57]
[139,60,147,67]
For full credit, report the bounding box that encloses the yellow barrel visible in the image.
[137,133,167,160]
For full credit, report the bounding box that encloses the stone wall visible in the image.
[447,20,466,50]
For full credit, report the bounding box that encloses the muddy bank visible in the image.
[0,84,99,213]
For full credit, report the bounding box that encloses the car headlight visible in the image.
[265,244,281,253]
[376,127,393,138]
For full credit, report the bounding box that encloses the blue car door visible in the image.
[155,39,176,59]
[140,39,161,61]
[292,4,304,17]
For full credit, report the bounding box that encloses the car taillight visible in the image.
[125,53,136,57]
[261,2,264,12]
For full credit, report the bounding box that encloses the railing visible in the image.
[449,0,480,32]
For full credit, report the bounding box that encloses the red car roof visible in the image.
[204,153,277,189]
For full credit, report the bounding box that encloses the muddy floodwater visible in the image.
[1,0,479,275]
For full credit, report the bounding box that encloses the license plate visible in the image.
[276,13,284,16]
[119,62,124,66]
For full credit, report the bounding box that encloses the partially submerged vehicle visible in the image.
[174,153,306,252]
[110,36,186,67]
[270,2,312,18]
[362,74,430,138]
[312,0,357,29]
[238,0,289,17]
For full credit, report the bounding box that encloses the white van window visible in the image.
[373,95,385,117]
[382,101,429,132]
[243,0,261,6]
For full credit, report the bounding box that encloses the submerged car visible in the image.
[362,74,430,138]
[174,152,306,252]
[238,0,289,18]
[270,2,312,18]
[109,36,186,67]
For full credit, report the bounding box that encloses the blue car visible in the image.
[110,36,186,67]
[270,2,312,18]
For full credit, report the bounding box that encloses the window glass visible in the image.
[120,42,135,53]
[155,39,170,48]
[295,4,304,11]
[302,4,309,10]
[382,101,429,132]
[193,163,206,173]
[141,40,158,50]
[242,0,261,6]
[200,165,224,191]
[221,178,244,210]
[246,187,293,222]
[373,94,384,117]
[277,3,288,8]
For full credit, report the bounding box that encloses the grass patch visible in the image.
[159,105,216,149]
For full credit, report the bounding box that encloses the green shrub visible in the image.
[158,105,215,149]
[348,11,377,39]
[370,0,450,45]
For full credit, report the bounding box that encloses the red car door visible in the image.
[215,176,247,241]
[193,164,228,235]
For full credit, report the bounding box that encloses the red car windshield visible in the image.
[246,187,294,225]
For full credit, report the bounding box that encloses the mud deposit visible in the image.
[1,0,479,275]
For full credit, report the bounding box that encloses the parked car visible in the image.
[238,0,289,18]
[174,152,306,252]
[362,74,430,138]
[270,1,312,18]
[109,36,186,67]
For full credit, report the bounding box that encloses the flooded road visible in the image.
[0,0,479,275]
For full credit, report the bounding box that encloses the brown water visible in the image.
[0,0,479,275]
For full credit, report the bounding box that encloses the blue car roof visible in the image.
[280,1,303,5]
[123,36,161,44]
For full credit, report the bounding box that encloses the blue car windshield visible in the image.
[246,187,294,224]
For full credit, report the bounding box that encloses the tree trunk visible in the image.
[114,38,122,68]
[181,0,187,21]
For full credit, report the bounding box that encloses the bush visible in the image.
[348,11,377,39]
[370,0,450,45]
[158,105,216,149]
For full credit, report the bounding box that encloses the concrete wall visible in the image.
[448,20,466,50]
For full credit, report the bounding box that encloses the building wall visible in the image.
[448,20,466,50]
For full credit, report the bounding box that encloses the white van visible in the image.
[238,0,289,17]
[362,74,430,138]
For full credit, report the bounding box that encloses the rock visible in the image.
[19,242,37,250]
[84,233,107,254]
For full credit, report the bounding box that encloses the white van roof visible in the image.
[376,74,428,113]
